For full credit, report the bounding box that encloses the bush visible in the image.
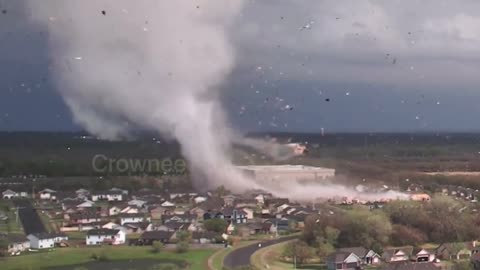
[151,241,164,253]
[90,251,109,261]
[176,241,189,253]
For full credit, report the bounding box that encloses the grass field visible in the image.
[0,201,23,233]
[1,246,215,270]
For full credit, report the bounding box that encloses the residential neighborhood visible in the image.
[2,182,480,270]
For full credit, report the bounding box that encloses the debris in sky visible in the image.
[436,101,441,105]
[196,5,200,9]
[101,10,106,15]
[345,92,350,96]
[74,56,82,60]
[325,98,330,102]
[1,9,6,14]
[300,20,315,30]
[336,17,340,20]
[280,16,284,20]
[415,116,420,120]
[392,58,397,64]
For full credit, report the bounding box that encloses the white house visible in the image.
[39,189,56,200]
[27,233,67,249]
[128,199,147,208]
[119,214,149,225]
[2,189,19,199]
[76,200,95,208]
[161,201,175,207]
[91,191,123,202]
[102,222,128,234]
[1,234,30,254]
[193,196,207,204]
[86,229,126,245]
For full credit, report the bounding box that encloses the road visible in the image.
[13,200,47,235]
[223,235,297,269]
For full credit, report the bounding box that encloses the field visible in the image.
[0,200,23,234]
[1,246,215,270]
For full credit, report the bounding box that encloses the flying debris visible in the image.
[300,20,315,31]
[325,98,330,102]
[101,10,106,15]
[392,58,397,64]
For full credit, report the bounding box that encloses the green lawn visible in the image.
[1,246,215,270]
[0,201,23,233]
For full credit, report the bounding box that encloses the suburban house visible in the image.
[101,222,128,234]
[193,195,207,204]
[191,231,219,244]
[119,213,149,225]
[2,189,28,199]
[91,190,124,202]
[383,247,413,262]
[266,218,290,232]
[327,251,362,270]
[138,231,175,245]
[436,241,480,260]
[0,234,30,254]
[86,229,126,245]
[412,247,436,262]
[123,222,153,234]
[128,199,147,208]
[39,189,56,200]
[76,200,95,209]
[66,211,102,225]
[160,200,175,207]
[27,233,68,249]
[75,188,90,198]
[337,247,381,265]
[221,207,247,224]
[156,222,195,232]
[150,206,168,219]
[162,214,197,224]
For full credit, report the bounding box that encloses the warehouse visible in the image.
[237,165,335,184]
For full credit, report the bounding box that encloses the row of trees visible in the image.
[301,195,480,257]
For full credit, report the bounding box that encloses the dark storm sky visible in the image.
[2,0,480,133]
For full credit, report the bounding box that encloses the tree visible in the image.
[203,218,228,233]
[337,209,392,249]
[176,231,191,242]
[151,240,164,253]
[391,224,428,246]
[176,241,189,253]
[213,185,230,197]
[453,260,472,270]
[283,240,313,265]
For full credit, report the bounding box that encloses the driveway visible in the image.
[223,235,297,269]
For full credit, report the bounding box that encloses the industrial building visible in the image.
[237,165,335,184]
